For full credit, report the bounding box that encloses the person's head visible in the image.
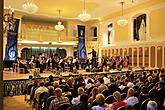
[96,93,105,106]
[40,82,45,87]
[31,55,35,60]
[55,88,62,97]
[126,105,135,110]
[99,78,104,84]
[63,84,70,92]
[159,81,165,88]
[92,87,99,98]
[48,75,54,82]
[127,88,135,97]
[147,101,157,110]
[87,79,93,84]
[53,81,59,89]
[127,82,134,88]
[29,75,33,80]
[80,93,88,103]
[113,91,121,101]
[48,86,54,94]
[140,86,148,94]
[78,87,84,96]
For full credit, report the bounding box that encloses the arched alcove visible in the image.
[133,14,147,41]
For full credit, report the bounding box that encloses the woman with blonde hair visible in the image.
[88,87,99,106]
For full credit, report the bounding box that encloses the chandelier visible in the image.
[117,2,128,27]
[54,10,64,31]
[22,0,38,13]
[78,0,91,22]
[3,5,14,33]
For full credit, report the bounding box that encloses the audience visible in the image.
[23,68,165,110]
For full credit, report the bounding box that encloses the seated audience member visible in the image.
[72,87,84,105]
[92,93,111,110]
[127,82,134,88]
[125,88,139,106]
[98,78,108,93]
[88,87,99,106]
[49,88,69,110]
[48,86,55,97]
[138,86,149,102]
[34,82,48,102]
[119,81,126,91]
[85,79,94,89]
[63,84,72,96]
[53,81,59,89]
[68,94,91,110]
[112,91,126,110]
[147,101,158,110]
[103,74,110,85]
[135,77,144,87]
[45,75,54,87]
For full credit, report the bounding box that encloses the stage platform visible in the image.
[3,67,152,80]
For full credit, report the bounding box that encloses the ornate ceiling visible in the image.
[4,0,149,20]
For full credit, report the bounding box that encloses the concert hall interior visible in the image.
[1,0,165,110]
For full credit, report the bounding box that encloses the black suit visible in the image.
[88,50,96,68]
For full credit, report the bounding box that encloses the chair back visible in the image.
[102,89,110,98]
[58,103,71,110]
[117,106,125,110]
[105,95,115,104]
[122,87,129,93]
[140,98,150,110]
[65,94,73,102]
[121,93,127,101]
[92,99,98,106]
[47,96,56,108]
[148,88,158,100]
[134,103,140,110]
[38,92,49,110]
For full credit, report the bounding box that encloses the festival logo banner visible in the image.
[77,25,86,59]
[5,18,20,61]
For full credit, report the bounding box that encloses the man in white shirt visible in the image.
[125,88,139,106]
[71,87,84,105]
[34,82,48,102]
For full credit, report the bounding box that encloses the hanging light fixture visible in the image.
[78,0,91,22]
[3,5,15,33]
[54,10,64,31]
[117,2,128,27]
[22,0,38,13]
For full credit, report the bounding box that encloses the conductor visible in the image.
[88,49,96,68]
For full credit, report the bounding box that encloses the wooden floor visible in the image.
[4,95,31,110]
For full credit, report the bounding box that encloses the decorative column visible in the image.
[137,48,139,67]
[155,46,157,68]
[149,46,151,67]
[132,47,134,67]
[0,0,3,109]
[162,46,164,68]
[122,48,125,57]
[143,47,145,67]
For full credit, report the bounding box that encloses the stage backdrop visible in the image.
[5,18,20,61]
[77,25,86,59]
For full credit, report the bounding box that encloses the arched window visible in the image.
[89,26,97,41]
[133,14,146,41]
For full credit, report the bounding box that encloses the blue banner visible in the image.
[5,18,20,61]
[78,25,86,59]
